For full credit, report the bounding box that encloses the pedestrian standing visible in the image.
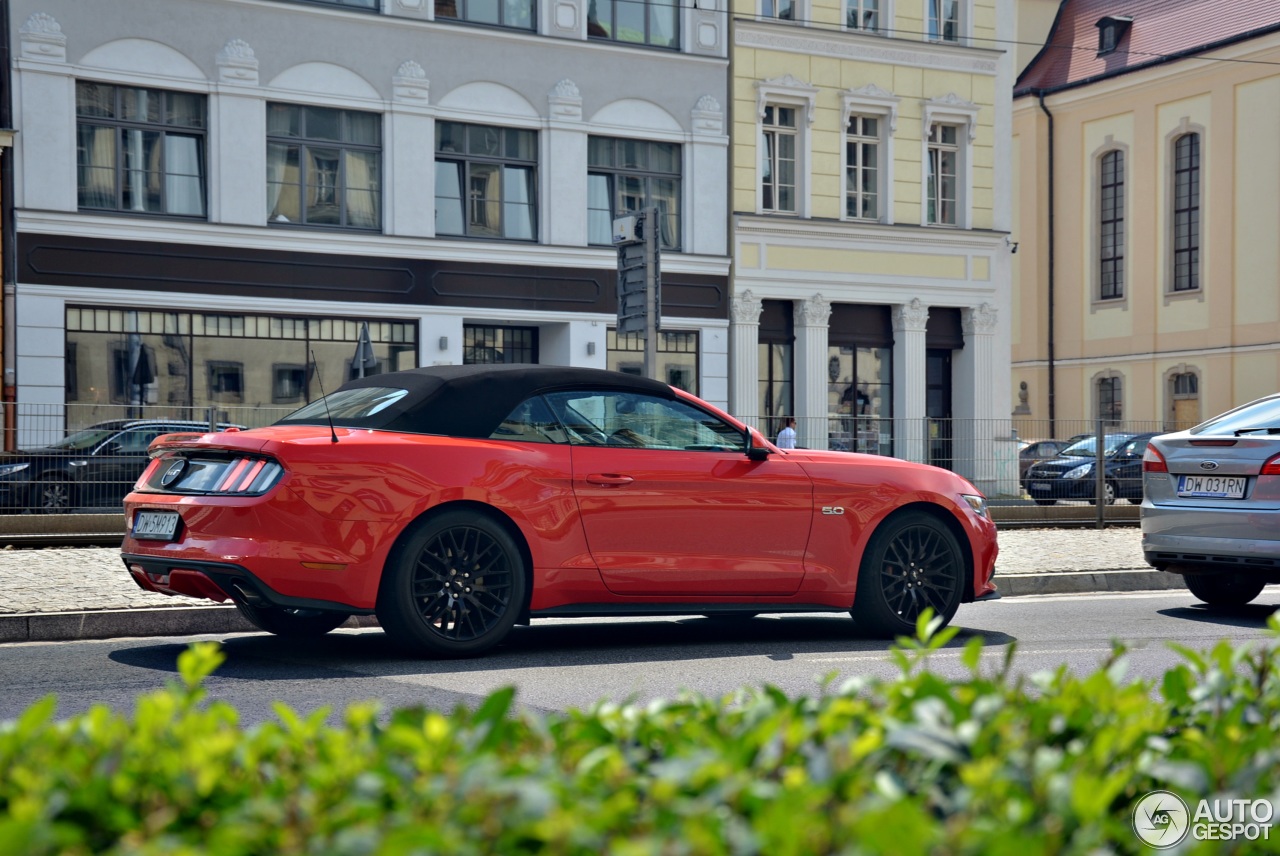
[776,417,797,449]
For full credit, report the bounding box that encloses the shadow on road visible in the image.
[1156,602,1279,629]
[107,615,1018,681]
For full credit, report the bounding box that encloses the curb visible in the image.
[0,571,1186,643]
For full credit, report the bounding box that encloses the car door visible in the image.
[86,427,168,506]
[545,389,813,597]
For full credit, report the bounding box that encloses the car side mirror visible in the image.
[746,427,771,462]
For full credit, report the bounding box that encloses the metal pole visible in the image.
[1095,415,1105,528]
[643,205,658,381]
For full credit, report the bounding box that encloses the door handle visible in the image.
[586,473,634,487]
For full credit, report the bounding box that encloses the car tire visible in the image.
[1091,480,1118,506]
[377,510,527,658]
[1184,573,1266,607]
[233,601,350,637]
[1032,497,1056,506]
[850,511,965,638]
[33,474,74,514]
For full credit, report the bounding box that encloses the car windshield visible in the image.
[281,387,409,423]
[1059,434,1133,458]
[1191,396,1280,436]
[47,428,118,451]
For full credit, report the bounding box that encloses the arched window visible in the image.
[1097,373,1123,426]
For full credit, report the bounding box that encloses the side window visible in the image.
[112,429,163,453]
[490,397,566,444]
[544,391,745,452]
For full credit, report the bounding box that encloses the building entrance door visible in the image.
[926,349,952,470]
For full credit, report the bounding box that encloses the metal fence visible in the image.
[746,413,1170,524]
[0,399,1166,526]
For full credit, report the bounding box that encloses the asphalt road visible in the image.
[3,588,1278,725]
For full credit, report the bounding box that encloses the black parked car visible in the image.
[0,419,245,513]
[1024,432,1161,506]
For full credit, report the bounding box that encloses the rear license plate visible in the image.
[133,510,180,540]
[1177,475,1246,499]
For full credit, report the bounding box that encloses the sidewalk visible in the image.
[0,527,1179,643]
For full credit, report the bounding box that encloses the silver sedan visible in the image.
[1141,392,1280,605]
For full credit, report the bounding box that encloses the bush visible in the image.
[2,614,1279,855]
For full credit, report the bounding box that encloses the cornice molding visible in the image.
[735,22,1000,76]
[733,216,1006,250]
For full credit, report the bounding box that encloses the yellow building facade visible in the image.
[1012,3,1280,439]
[729,0,1016,492]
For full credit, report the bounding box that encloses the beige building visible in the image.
[729,0,1016,491]
[1012,0,1280,439]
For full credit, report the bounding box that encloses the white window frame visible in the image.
[844,0,890,34]
[758,0,804,22]
[924,0,970,44]
[842,85,899,224]
[921,93,977,229]
[755,75,817,217]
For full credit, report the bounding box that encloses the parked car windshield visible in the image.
[1060,434,1134,458]
[47,428,118,451]
[1191,395,1280,436]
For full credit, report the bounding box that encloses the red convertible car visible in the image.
[123,365,998,656]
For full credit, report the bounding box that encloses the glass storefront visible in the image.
[827,303,893,455]
[607,329,698,394]
[757,299,794,441]
[65,307,417,423]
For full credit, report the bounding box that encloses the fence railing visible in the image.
[1,401,1167,525]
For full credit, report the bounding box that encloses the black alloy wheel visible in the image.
[851,511,965,637]
[377,510,527,658]
[1184,573,1266,607]
[233,600,350,637]
[34,474,74,514]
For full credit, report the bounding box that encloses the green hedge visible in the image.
[3,614,1279,855]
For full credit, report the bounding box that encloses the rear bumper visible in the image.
[123,554,371,615]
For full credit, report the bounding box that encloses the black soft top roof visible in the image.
[277,364,676,438]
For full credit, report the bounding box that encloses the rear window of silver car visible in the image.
[1191,395,1280,436]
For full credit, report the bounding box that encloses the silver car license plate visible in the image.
[133,510,180,540]
[1177,475,1246,499]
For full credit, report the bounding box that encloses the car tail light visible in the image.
[1262,453,1280,476]
[1142,445,1168,473]
[145,454,284,495]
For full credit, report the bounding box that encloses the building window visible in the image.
[75,82,207,218]
[927,0,959,42]
[1097,375,1123,425]
[273,364,307,404]
[267,103,382,230]
[435,122,537,241]
[845,115,880,220]
[926,123,958,226]
[1100,149,1125,300]
[761,0,795,20]
[1172,133,1200,293]
[435,0,534,29]
[588,137,681,250]
[607,329,698,393]
[762,106,799,214]
[464,325,537,364]
[587,0,679,49]
[207,361,245,404]
[758,300,794,440]
[846,0,880,31]
[1096,15,1132,56]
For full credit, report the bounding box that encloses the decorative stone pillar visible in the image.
[794,295,831,450]
[689,95,727,257]
[955,303,1002,492]
[729,289,762,423]
[214,39,265,226]
[17,14,75,212]
[546,80,588,246]
[892,298,929,463]
[389,60,432,237]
